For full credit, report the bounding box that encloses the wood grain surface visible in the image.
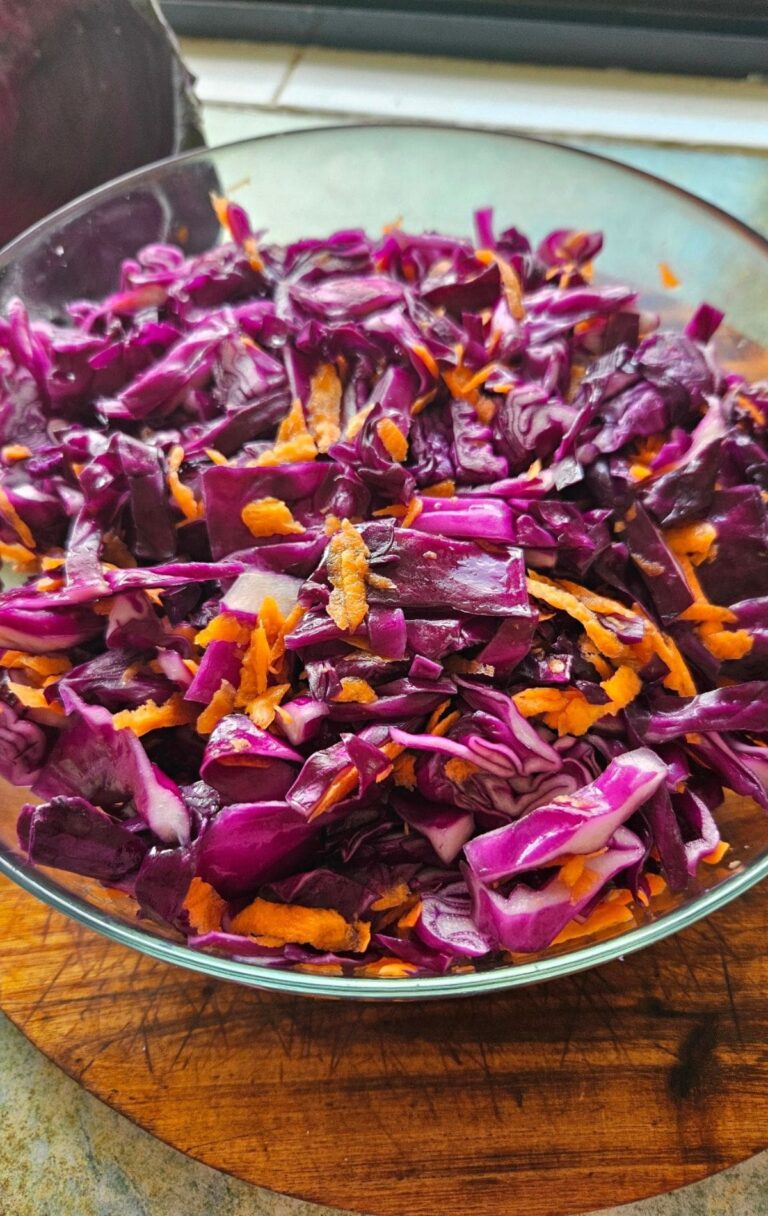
[1,871,768,1216]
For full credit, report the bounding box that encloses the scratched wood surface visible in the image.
[2,872,768,1216]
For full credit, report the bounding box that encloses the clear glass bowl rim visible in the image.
[1,122,767,1000]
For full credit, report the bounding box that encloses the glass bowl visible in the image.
[1,125,767,1000]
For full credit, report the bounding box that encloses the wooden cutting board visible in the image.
[2,870,768,1216]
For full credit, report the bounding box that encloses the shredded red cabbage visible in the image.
[2,202,767,977]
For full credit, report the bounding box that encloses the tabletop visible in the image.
[2,41,768,1216]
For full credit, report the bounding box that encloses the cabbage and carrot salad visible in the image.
[1,201,766,976]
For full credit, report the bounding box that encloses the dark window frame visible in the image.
[162,0,768,77]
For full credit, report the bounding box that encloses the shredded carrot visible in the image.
[632,607,697,697]
[0,487,35,549]
[253,595,284,650]
[665,520,717,566]
[410,388,437,416]
[210,192,263,270]
[410,343,440,378]
[183,877,227,934]
[376,417,409,463]
[196,681,237,735]
[204,447,229,466]
[6,681,63,714]
[0,651,70,678]
[326,519,370,632]
[675,553,753,662]
[311,764,360,818]
[443,359,498,405]
[526,574,634,660]
[252,432,318,467]
[473,395,498,426]
[236,624,270,703]
[700,629,753,661]
[421,479,456,498]
[0,541,38,570]
[269,603,306,671]
[230,898,371,953]
[167,446,204,522]
[195,613,251,649]
[475,248,525,319]
[366,572,396,592]
[679,602,736,625]
[306,363,342,453]
[345,402,375,440]
[444,757,480,784]
[514,665,642,737]
[1,444,31,462]
[392,752,417,789]
[332,677,378,704]
[373,503,408,519]
[355,957,417,978]
[552,897,635,946]
[646,873,668,897]
[370,882,411,912]
[702,840,730,865]
[112,694,195,737]
[241,496,306,538]
[578,636,614,681]
[401,497,423,528]
[274,398,305,443]
[309,739,403,820]
[294,962,345,975]
[425,699,454,735]
[397,900,422,931]
[658,261,681,289]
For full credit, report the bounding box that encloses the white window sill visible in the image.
[181,37,768,151]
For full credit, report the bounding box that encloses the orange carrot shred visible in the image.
[195,613,251,649]
[196,681,237,735]
[0,651,70,678]
[370,882,411,912]
[167,446,204,522]
[230,898,371,953]
[410,343,440,377]
[332,677,378,704]
[355,957,418,978]
[183,877,227,934]
[421,479,456,498]
[246,684,291,729]
[345,402,375,440]
[306,363,342,453]
[444,757,479,783]
[392,752,417,789]
[665,521,717,565]
[6,681,63,714]
[376,417,409,463]
[204,447,229,466]
[514,665,641,737]
[1,444,31,462]
[702,840,730,865]
[112,694,195,737]
[552,898,635,946]
[658,261,680,289]
[311,764,360,819]
[326,519,370,632]
[241,496,306,538]
[252,432,318,467]
[397,900,422,931]
[0,541,38,570]
[236,624,270,704]
[0,487,35,549]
